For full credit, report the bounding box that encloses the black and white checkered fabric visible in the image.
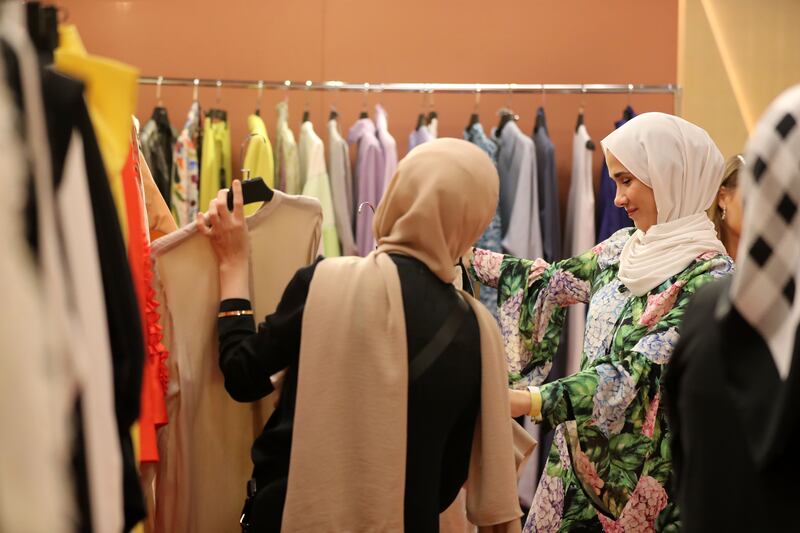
[730,85,800,379]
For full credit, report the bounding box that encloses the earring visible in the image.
[721,206,727,221]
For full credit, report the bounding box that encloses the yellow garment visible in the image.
[199,117,232,213]
[242,114,274,216]
[55,25,138,240]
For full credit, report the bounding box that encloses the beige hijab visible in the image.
[282,138,532,531]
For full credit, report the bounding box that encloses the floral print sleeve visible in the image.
[470,245,599,388]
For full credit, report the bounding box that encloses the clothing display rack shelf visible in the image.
[138,77,680,95]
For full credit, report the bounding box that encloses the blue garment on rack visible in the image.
[596,106,636,242]
[534,107,560,262]
[465,122,502,321]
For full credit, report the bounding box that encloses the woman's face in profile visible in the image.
[607,151,658,232]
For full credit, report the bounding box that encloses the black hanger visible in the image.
[359,110,368,119]
[416,113,426,130]
[534,106,547,135]
[427,110,438,124]
[496,110,515,137]
[623,105,634,121]
[152,106,171,129]
[466,113,479,131]
[575,110,584,132]
[227,178,274,210]
[301,110,310,124]
[207,108,228,122]
[329,108,338,121]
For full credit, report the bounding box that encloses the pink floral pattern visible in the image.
[642,392,661,439]
[639,280,686,328]
[524,473,565,533]
[598,476,668,533]
[527,258,551,287]
[471,248,504,288]
[574,448,605,496]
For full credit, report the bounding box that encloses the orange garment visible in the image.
[122,133,168,463]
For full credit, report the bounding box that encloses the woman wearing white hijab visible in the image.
[470,112,733,531]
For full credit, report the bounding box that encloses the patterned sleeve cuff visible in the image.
[471,248,504,288]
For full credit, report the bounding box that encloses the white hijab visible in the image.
[601,112,727,296]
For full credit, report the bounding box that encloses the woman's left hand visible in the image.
[509,388,532,418]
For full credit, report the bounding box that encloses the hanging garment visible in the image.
[199,114,232,214]
[375,104,398,194]
[534,107,561,262]
[171,102,200,227]
[139,152,177,240]
[299,120,341,257]
[54,24,138,241]
[140,110,176,208]
[243,113,274,187]
[11,10,146,530]
[242,113,275,215]
[428,116,439,139]
[275,101,301,194]
[596,106,636,242]
[152,192,321,533]
[494,120,543,259]
[39,64,146,531]
[563,123,596,375]
[348,117,385,256]
[464,122,502,321]
[0,32,73,533]
[123,134,169,467]
[408,124,432,152]
[327,118,357,255]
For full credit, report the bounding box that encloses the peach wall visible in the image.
[59,0,677,222]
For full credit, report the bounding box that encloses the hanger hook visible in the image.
[474,85,481,112]
[362,82,370,111]
[580,84,587,112]
[215,80,223,105]
[304,80,312,110]
[283,80,291,102]
[156,76,164,106]
[627,83,634,106]
[506,83,514,110]
[255,80,264,113]
[358,202,376,215]
[192,78,199,103]
[540,83,546,107]
[57,6,69,23]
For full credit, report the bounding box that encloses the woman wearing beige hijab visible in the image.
[471,113,734,531]
[197,138,532,531]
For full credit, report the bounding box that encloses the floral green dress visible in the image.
[471,228,734,533]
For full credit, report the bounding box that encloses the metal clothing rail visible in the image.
[138,76,680,95]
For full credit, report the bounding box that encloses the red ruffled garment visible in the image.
[122,133,169,463]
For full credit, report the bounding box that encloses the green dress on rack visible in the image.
[471,228,734,532]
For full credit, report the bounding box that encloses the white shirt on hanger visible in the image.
[564,122,596,375]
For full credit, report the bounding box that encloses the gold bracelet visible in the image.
[217,309,254,318]
[527,385,543,423]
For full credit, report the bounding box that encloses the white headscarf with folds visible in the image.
[601,112,728,296]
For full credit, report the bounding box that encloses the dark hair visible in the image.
[709,154,743,238]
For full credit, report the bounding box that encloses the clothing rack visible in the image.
[138,77,682,113]
[139,77,678,94]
